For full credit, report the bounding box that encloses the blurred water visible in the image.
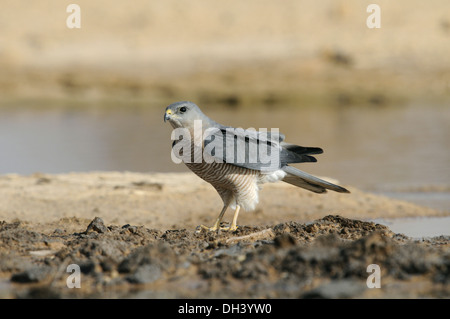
[371,216,450,238]
[0,101,449,212]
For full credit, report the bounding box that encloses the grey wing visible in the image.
[203,126,322,173]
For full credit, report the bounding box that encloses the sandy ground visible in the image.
[1,0,449,105]
[0,172,445,231]
[0,172,449,298]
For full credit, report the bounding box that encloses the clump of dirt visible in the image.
[0,215,448,298]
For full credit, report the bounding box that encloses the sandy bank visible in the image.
[1,0,449,104]
[0,172,444,233]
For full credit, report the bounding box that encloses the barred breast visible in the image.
[177,141,286,211]
[186,160,261,211]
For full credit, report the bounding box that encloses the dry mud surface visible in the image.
[0,172,449,298]
[0,215,449,299]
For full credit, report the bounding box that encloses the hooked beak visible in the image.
[164,108,172,122]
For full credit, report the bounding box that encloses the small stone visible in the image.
[85,217,109,234]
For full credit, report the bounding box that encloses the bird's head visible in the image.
[164,101,209,130]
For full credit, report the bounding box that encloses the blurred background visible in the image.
[0,0,449,212]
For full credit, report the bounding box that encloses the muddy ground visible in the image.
[1,214,449,299]
[0,172,449,298]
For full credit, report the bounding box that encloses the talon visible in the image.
[195,205,240,232]
[219,225,238,232]
[195,224,219,233]
[195,224,238,233]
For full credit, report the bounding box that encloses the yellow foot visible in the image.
[220,224,238,232]
[195,224,238,233]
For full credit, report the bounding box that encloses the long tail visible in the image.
[281,165,350,194]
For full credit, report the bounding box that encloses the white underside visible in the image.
[259,169,287,184]
[229,169,287,211]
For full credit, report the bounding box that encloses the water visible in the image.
[0,101,449,213]
[371,216,450,238]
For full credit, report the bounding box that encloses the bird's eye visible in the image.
[179,107,187,113]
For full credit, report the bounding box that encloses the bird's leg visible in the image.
[226,205,240,232]
[212,205,240,232]
[197,204,228,232]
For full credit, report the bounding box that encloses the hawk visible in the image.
[164,101,349,231]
